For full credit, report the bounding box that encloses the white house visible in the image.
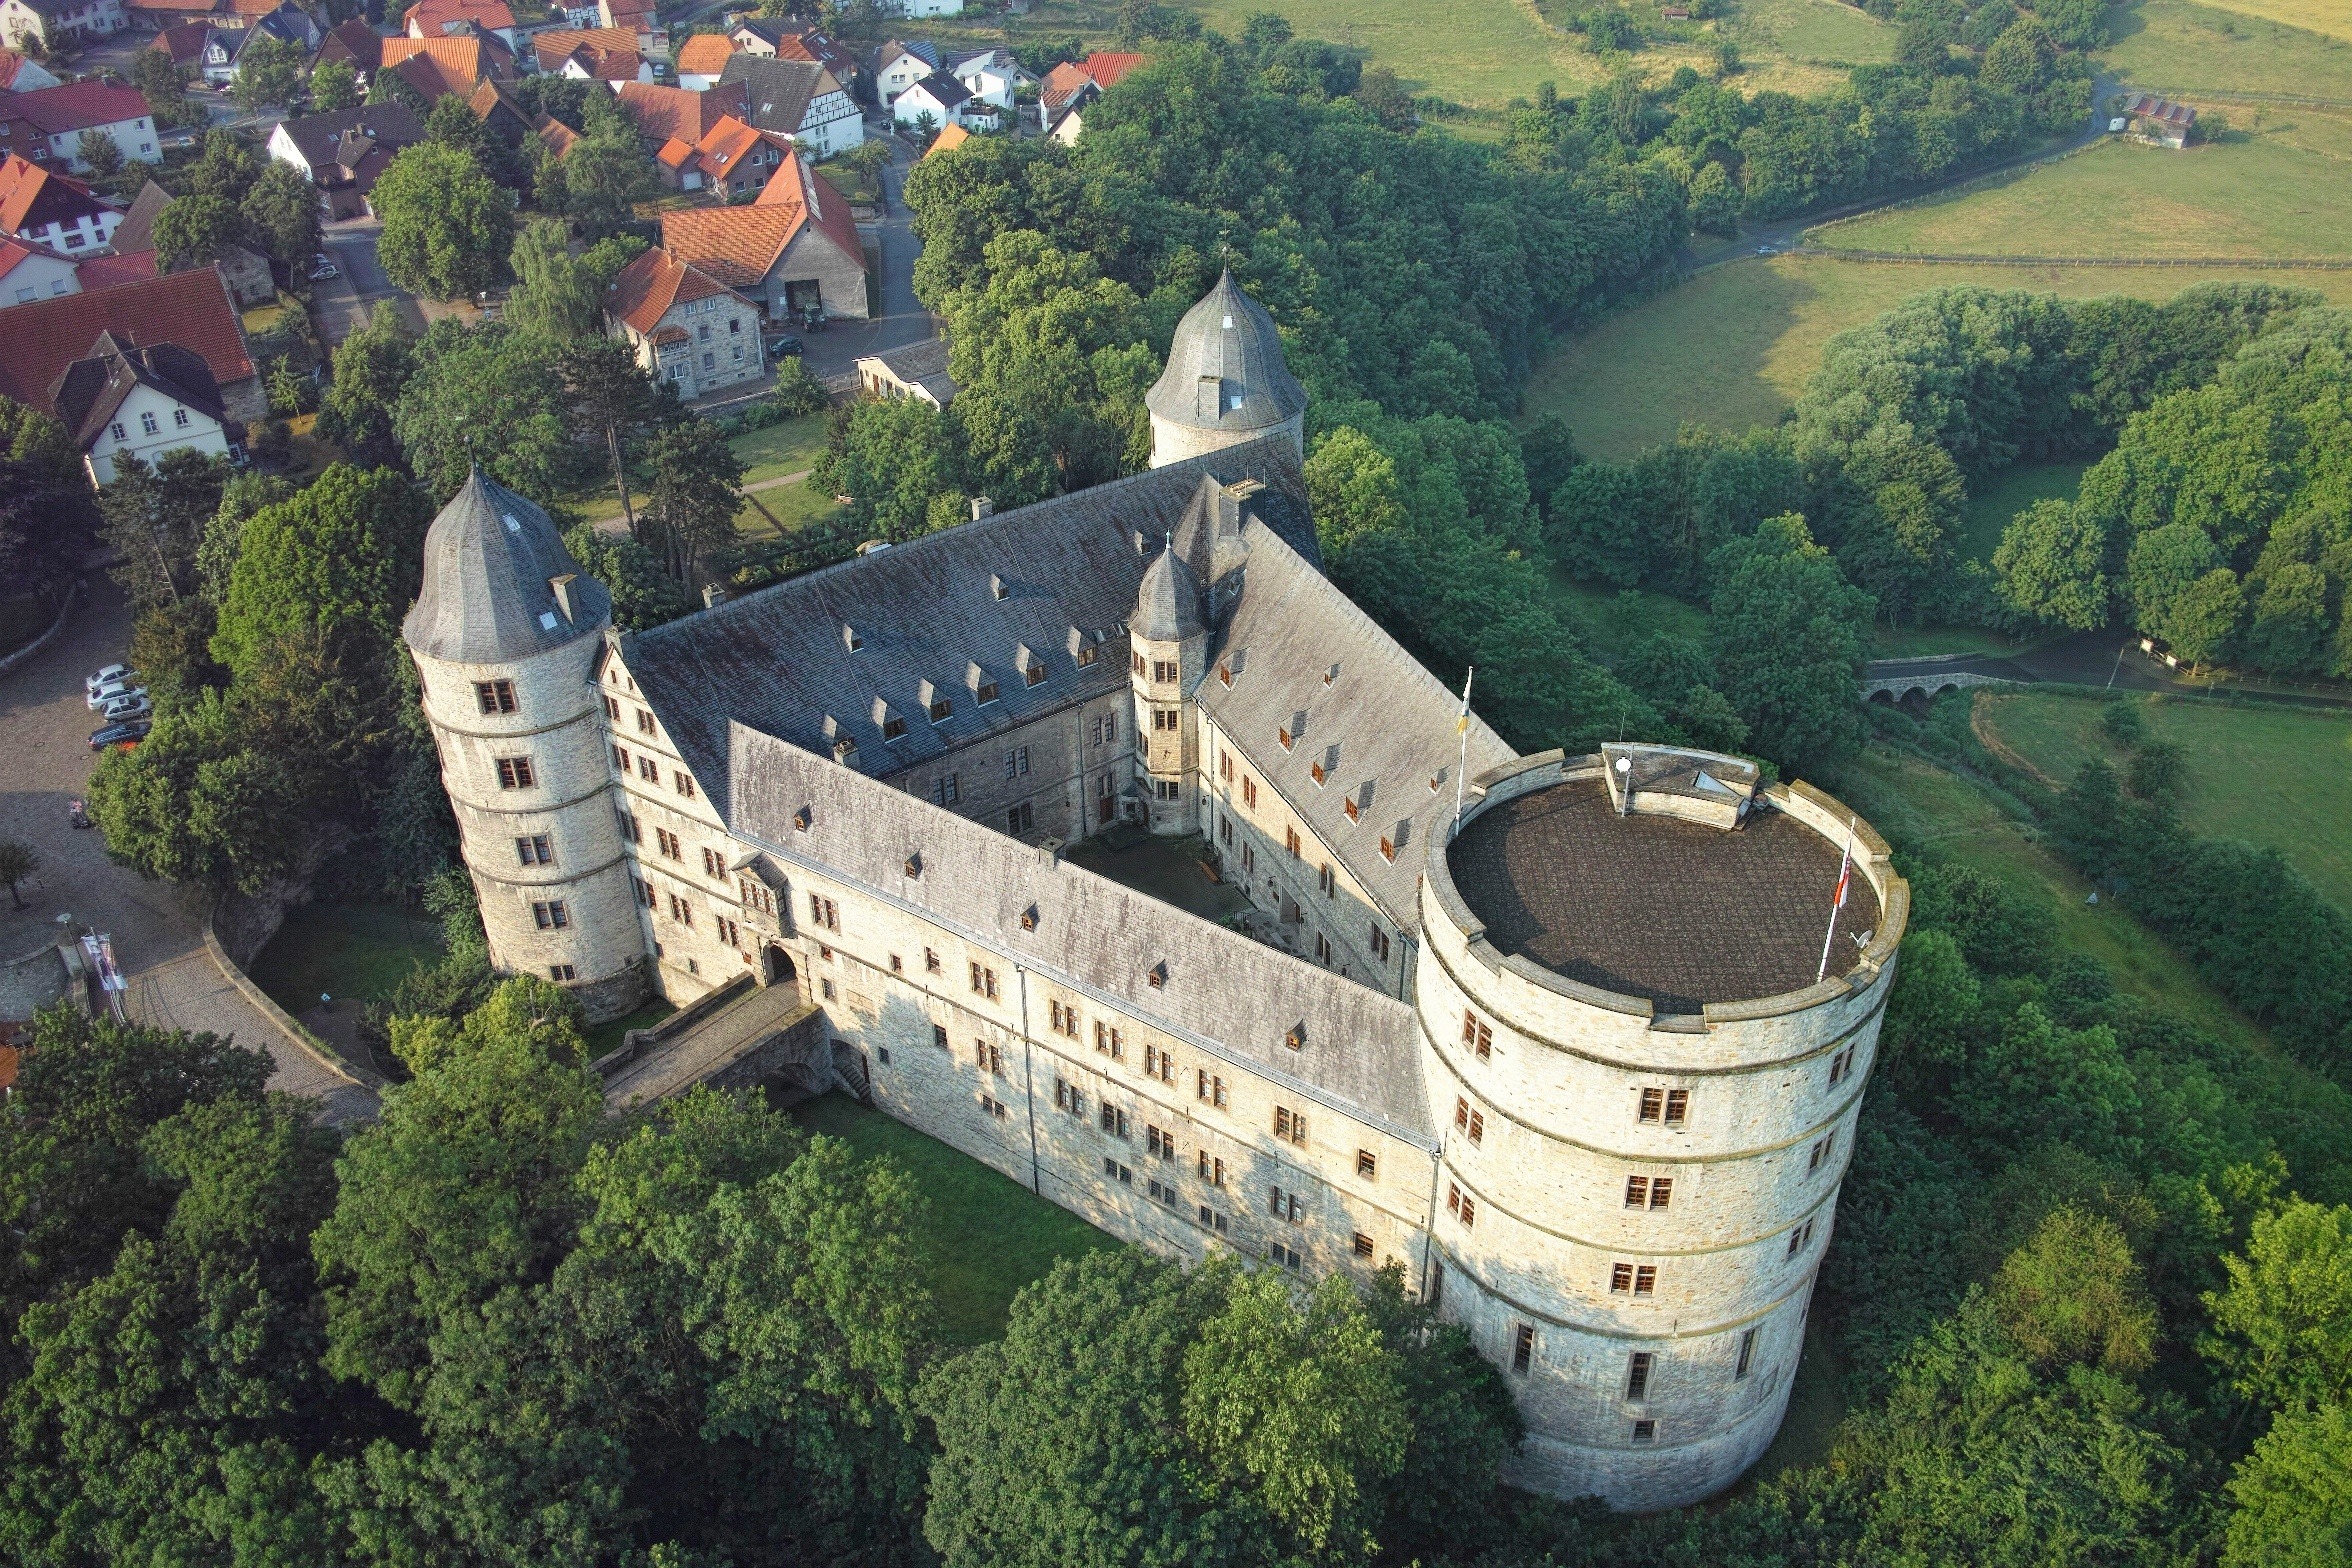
[6,81,158,171]
[869,38,935,102]
[0,154,122,254]
[889,0,961,18]
[0,235,78,304]
[0,46,63,88]
[890,70,974,131]
[951,48,1029,112]
[717,53,862,159]
[0,0,125,50]
[52,330,239,484]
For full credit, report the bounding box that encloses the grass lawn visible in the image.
[1160,0,1608,106]
[247,902,444,1016]
[2101,0,2352,98]
[736,476,849,539]
[1837,744,2284,1056]
[787,1090,1116,1344]
[729,413,829,486]
[1811,130,2352,259]
[1974,688,2352,910]
[1958,460,2089,565]
[1725,0,1896,68]
[583,998,675,1060]
[1523,255,2352,459]
[1542,567,1714,661]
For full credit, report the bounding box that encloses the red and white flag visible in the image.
[1817,818,1858,982]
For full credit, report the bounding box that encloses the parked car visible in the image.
[309,254,341,281]
[86,663,136,698]
[764,333,804,358]
[89,718,151,751]
[100,692,154,722]
[87,679,144,710]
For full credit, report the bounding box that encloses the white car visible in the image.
[86,663,136,699]
[100,691,154,722]
[88,679,144,710]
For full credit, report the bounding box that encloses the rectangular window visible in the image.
[1827,1044,1856,1086]
[475,678,516,714]
[1006,801,1034,834]
[1026,660,1047,687]
[1809,1135,1833,1173]
[1151,659,1178,683]
[1318,862,1334,896]
[1369,924,1390,962]
[1197,1071,1226,1108]
[931,772,960,806]
[1665,1089,1689,1125]
[515,833,552,865]
[1273,1106,1305,1145]
[1284,825,1300,858]
[656,828,681,859]
[604,695,622,720]
[1241,844,1255,874]
[1635,1265,1656,1294]
[495,756,535,789]
[1632,1419,1656,1443]
[1353,1231,1376,1260]
[1094,1020,1121,1059]
[1649,1177,1673,1209]
[1788,1219,1816,1256]
[1314,932,1332,965]
[925,948,942,974]
[1048,999,1077,1038]
[1055,1077,1082,1115]
[929,697,952,723]
[1356,1149,1377,1181]
[1242,777,1257,809]
[1625,1175,1649,1209]
[1268,1185,1301,1224]
[933,1023,949,1051]
[1611,1262,1634,1293]
[1004,746,1029,779]
[1512,1322,1534,1374]
[549,963,576,981]
[532,899,568,929]
[1152,707,1179,732]
[978,1040,1004,1076]
[1146,1124,1176,1159]
[1626,1352,1653,1401]
[1099,1104,1129,1140]
[976,680,1000,705]
[1736,1327,1757,1380]
[614,743,631,771]
[808,893,838,931]
[675,771,695,799]
[635,708,655,735]
[639,755,658,781]
[1143,1042,1173,1082]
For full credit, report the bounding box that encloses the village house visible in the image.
[143,19,210,71]
[378,31,516,100]
[266,101,424,218]
[197,2,321,87]
[951,47,1031,112]
[716,52,861,157]
[463,76,535,148]
[0,0,125,49]
[0,234,80,302]
[597,0,665,57]
[0,46,61,89]
[531,24,649,82]
[885,0,960,18]
[0,152,121,253]
[654,112,792,195]
[111,177,270,304]
[603,244,766,397]
[405,0,516,47]
[315,16,384,81]
[1041,51,1143,143]
[869,37,936,102]
[616,79,747,147]
[51,328,242,482]
[891,70,976,131]
[3,81,158,172]
[673,30,735,89]
[856,336,954,408]
[656,149,866,321]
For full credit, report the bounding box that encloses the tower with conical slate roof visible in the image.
[402,470,650,1020]
[1129,541,1207,833]
[1145,270,1308,469]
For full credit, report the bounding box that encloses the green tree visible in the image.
[1353,66,1414,130]
[371,141,514,300]
[1991,1206,2159,1373]
[99,448,231,611]
[180,129,259,202]
[561,521,693,631]
[558,125,657,238]
[150,192,245,268]
[2205,1198,2352,1411]
[813,395,964,543]
[310,54,360,112]
[132,46,188,127]
[1994,497,2113,628]
[504,216,602,339]
[424,85,491,162]
[645,415,746,583]
[232,31,304,111]
[1706,513,1873,776]
[210,462,425,678]
[392,319,576,498]
[2223,1401,2352,1568]
[0,432,101,604]
[560,334,665,538]
[318,301,416,469]
[2167,567,2244,672]
[241,159,321,266]
[75,128,123,178]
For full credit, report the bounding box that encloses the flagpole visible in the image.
[1451,667,1474,839]
[1816,815,1857,983]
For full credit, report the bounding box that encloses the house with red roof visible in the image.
[1,230,157,307]
[119,0,220,29]
[316,16,385,77]
[673,29,734,89]
[0,266,261,482]
[657,150,866,322]
[405,0,515,47]
[531,24,650,82]
[615,79,746,148]
[0,152,120,254]
[0,47,61,89]
[653,111,789,195]
[377,31,516,100]
[1042,51,1142,143]
[604,245,765,398]
[2,80,160,171]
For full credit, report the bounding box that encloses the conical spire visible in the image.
[1145,269,1306,435]
[403,469,612,664]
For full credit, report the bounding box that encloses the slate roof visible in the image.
[48,328,230,446]
[717,53,838,136]
[616,434,1312,824]
[1146,269,1307,434]
[274,102,424,173]
[404,468,612,664]
[900,71,970,111]
[317,17,385,69]
[0,267,253,414]
[1195,519,1514,932]
[728,722,1434,1140]
[1134,545,1203,641]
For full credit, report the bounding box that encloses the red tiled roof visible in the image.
[674,32,736,75]
[122,0,223,15]
[0,49,44,89]
[0,154,103,236]
[604,243,742,334]
[146,21,212,64]
[1081,51,1144,88]
[532,26,642,78]
[75,249,159,288]
[0,267,253,415]
[616,81,746,145]
[5,81,152,135]
[686,112,789,183]
[659,203,799,288]
[379,33,511,96]
[752,149,860,266]
[655,134,693,170]
[1039,60,1091,117]
[534,112,580,158]
[319,17,385,69]
[925,122,969,157]
[405,0,513,33]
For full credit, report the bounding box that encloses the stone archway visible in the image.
[762,943,798,997]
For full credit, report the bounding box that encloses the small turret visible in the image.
[1129,543,1207,834]
[1145,270,1307,469]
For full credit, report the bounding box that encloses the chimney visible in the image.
[549,573,577,622]
[971,496,994,520]
[703,583,730,609]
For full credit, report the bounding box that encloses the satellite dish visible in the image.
[1615,756,1631,773]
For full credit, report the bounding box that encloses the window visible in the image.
[1276,724,1293,751]
[1268,1185,1301,1224]
[1369,923,1390,962]
[933,1023,949,1051]
[1378,834,1397,863]
[1100,1104,1129,1140]
[1285,1023,1306,1050]
[1093,1020,1121,1059]
[549,963,576,981]
[656,828,681,859]
[809,893,839,931]
[1055,1077,1082,1114]
[173,408,189,428]
[1004,746,1029,779]
[701,846,721,877]
[1146,1124,1177,1159]
[618,809,641,845]
[1809,1135,1834,1174]
[1356,1149,1377,1181]
[1632,1419,1656,1443]
[1649,1176,1674,1208]
[1736,1327,1757,1380]
[1197,1070,1226,1108]
[968,962,999,1000]
[716,915,741,948]
[929,697,952,722]
[1313,932,1332,965]
[977,1040,1004,1076]
[639,755,658,781]
[666,893,694,927]
[515,833,553,865]
[1638,1088,1690,1125]
[1152,707,1179,732]
[1048,999,1078,1038]
[1077,643,1098,668]
[1273,1106,1305,1145]
[1147,1177,1179,1207]
[1151,659,1178,683]
[1006,802,1033,834]
[634,709,655,735]
[883,714,908,740]
[604,695,622,720]
[1025,659,1047,687]
[1132,651,1145,676]
[925,948,942,974]
[637,879,656,910]
[979,1093,1007,1118]
[737,876,772,914]
[1462,1012,1492,1060]
[1827,1044,1858,1086]
[1788,1219,1817,1256]
[1317,862,1334,896]
[495,756,535,789]
[932,772,959,805]
[1626,1352,1653,1401]
[140,411,158,435]
[110,422,125,441]
[1353,1231,1376,1260]
[1143,1042,1173,1082]
[1242,777,1257,809]
[1513,1322,1535,1374]
[675,771,696,799]
[1199,1204,1229,1233]
[1283,825,1300,859]
[476,679,517,714]
[1445,1183,1475,1227]
[976,679,1000,704]
[532,899,568,929]
[1154,780,1179,801]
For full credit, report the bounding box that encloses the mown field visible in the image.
[1974,688,2352,910]
[1813,119,2352,259]
[2102,0,2352,96]
[1524,256,2352,458]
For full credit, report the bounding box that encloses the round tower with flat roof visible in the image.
[402,470,649,1021]
[1146,270,1308,469]
[1415,744,1908,1510]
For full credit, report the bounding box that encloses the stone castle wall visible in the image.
[1148,409,1304,470]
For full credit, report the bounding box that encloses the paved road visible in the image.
[317,218,424,347]
[0,578,378,1124]
[798,126,936,390]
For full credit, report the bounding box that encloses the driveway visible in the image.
[316,217,424,346]
[798,127,936,391]
[0,578,378,1124]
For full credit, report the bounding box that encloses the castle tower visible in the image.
[1145,270,1307,469]
[402,471,649,1021]
[1413,745,1908,1509]
[1129,543,1207,834]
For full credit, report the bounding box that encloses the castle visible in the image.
[401,273,1910,1511]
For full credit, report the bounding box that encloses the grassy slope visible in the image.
[247,903,445,1015]
[1523,256,2352,459]
[1975,689,2352,910]
[789,1090,1116,1344]
[2103,0,2352,96]
[731,413,829,486]
[1814,125,2352,258]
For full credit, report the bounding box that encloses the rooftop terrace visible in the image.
[1446,778,1879,1013]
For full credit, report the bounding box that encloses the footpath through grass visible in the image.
[1975,688,2352,911]
[786,1091,1115,1344]
[246,902,445,1016]
[1525,255,2352,459]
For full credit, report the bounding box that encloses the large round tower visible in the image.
[1129,543,1207,834]
[402,471,649,1021]
[1145,270,1307,469]
[1414,746,1907,1510]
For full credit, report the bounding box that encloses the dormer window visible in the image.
[1020,905,1038,931]
[843,624,863,651]
[1277,725,1294,751]
[990,573,1008,600]
[1379,833,1396,861]
[929,697,952,722]
[1285,1023,1305,1051]
[1310,760,1325,786]
[1323,663,1338,686]
[1025,659,1046,687]
[1077,644,1097,668]
[976,680,999,704]
[1344,795,1360,822]
[795,805,814,829]
[1218,663,1233,687]
[1147,961,1167,989]
[905,852,922,877]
